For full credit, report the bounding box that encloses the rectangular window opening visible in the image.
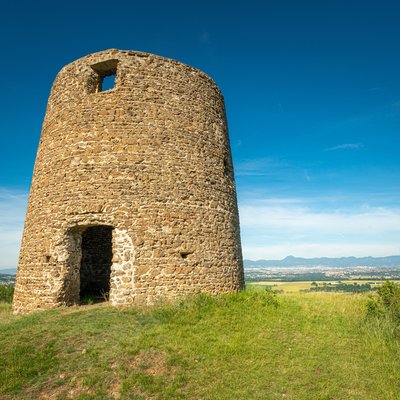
[101,74,116,92]
[90,59,119,93]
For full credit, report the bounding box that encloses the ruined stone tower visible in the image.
[13,49,244,314]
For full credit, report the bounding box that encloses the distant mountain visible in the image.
[0,268,17,275]
[244,255,400,268]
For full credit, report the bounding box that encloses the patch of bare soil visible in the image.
[129,349,171,376]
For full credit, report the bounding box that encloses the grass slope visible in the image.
[1,291,399,400]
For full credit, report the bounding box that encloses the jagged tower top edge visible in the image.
[58,48,223,96]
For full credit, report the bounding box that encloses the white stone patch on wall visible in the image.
[50,228,83,305]
[110,228,135,305]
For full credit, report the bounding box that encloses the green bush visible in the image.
[0,285,14,303]
[367,281,400,336]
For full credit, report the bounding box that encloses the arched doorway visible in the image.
[80,225,113,303]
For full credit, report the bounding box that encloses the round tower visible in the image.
[13,49,244,313]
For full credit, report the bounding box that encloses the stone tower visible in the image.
[13,49,244,314]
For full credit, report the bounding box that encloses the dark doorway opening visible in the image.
[80,225,113,303]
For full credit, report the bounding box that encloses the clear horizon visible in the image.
[2,254,400,271]
[1,1,400,267]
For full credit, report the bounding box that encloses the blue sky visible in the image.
[1,0,400,266]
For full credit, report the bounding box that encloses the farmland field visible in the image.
[248,280,384,293]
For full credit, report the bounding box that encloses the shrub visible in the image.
[0,285,14,303]
[367,281,400,336]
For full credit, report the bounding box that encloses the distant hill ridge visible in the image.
[244,255,400,268]
[0,268,17,275]
[3,256,400,274]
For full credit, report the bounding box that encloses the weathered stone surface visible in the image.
[13,49,244,314]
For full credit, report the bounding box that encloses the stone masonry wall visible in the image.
[13,49,244,314]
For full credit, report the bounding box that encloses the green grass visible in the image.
[1,290,399,399]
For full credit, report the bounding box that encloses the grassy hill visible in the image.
[1,289,399,399]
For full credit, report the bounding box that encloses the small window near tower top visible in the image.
[90,59,118,93]
[101,74,116,91]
